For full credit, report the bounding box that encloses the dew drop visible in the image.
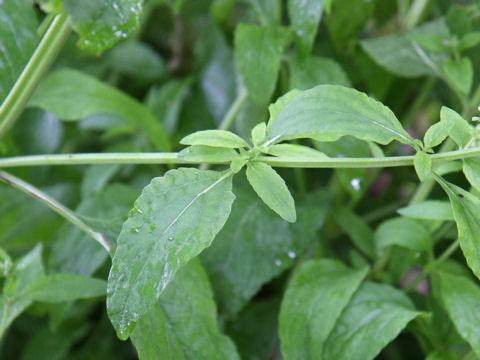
[442,39,449,46]
[275,259,282,266]
[113,2,119,11]
[287,251,296,259]
[350,178,361,191]
[114,30,123,38]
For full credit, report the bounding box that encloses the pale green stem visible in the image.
[0,170,112,254]
[0,13,71,138]
[405,0,430,29]
[0,147,479,168]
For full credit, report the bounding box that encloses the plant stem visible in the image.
[405,0,430,29]
[0,170,112,255]
[218,89,249,131]
[0,13,71,139]
[0,147,479,168]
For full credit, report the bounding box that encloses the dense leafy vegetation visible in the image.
[1,0,480,359]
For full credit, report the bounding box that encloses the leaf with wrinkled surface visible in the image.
[62,0,144,55]
[235,24,291,103]
[279,259,368,360]
[107,168,235,339]
[0,0,38,102]
[131,260,240,360]
[288,0,324,58]
[28,69,170,151]
[267,85,415,147]
[323,282,421,360]
[246,162,296,222]
[435,176,480,280]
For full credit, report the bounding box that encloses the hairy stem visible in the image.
[0,147,479,168]
[0,170,112,254]
[0,13,71,138]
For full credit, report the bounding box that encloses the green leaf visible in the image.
[267,85,415,146]
[361,19,449,77]
[246,162,296,222]
[414,151,432,182]
[265,144,327,159]
[424,118,455,149]
[375,217,431,253]
[397,200,454,221]
[131,260,240,360]
[107,168,235,339]
[62,0,143,55]
[435,176,480,280]
[28,69,170,151]
[251,122,267,147]
[247,0,281,26]
[21,274,106,303]
[463,158,480,192]
[459,32,480,51]
[279,260,368,360]
[443,57,473,95]
[333,204,375,259]
[436,271,480,357]
[178,146,240,163]
[180,130,249,148]
[288,0,324,58]
[440,106,474,148]
[234,24,291,104]
[288,56,351,90]
[201,187,329,314]
[267,89,302,128]
[323,282,421,359]
[0,0,38,102]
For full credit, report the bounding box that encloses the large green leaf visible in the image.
[62,0,143,55]
[435,176,480,279]
[361,19,449,77]
[279,259,368,360]
[201,187,329,314]
[323,282,421,359]
[21,274,106,303]
[0,0,38,102]
[436,271,480,357]
[267,85,415,146]
[107,168,235,339]
[288,0,324,58]
[234,24,291,104]
[131,260,240,360]
[28,69,170,151]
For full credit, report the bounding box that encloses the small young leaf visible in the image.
[279,259,368,360]
[397,200,454,221]
[323,282,421,359]
[424,119,455,149]
[62,0,143,55]
[180,130,249,148]
[178,146,240,163]
[459,31,480,51]
[235,24,291,104]
[288,0,324,58]
[266,85,415,146]
[435,176,480,279]
[251,122,267,147]
[21,274,106,303]
[463,158,480,192]
[265,144,328,159]
[443,57,473,95]
[436,271,480,357]
[414,151,432,182]
[375,217,431,253]
[107,168,235,339]
[131,260,240,360]
[440,106,474,147]
[229,157,247,174]
[246,162,296,222]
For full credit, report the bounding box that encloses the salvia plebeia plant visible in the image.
[2,0,480,359]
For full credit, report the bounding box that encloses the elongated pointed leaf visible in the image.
[397,200,453,221]
[279,259,368,360]
[107,168,235,339]
[375,217,431,253]
[440,106,474,148]
[131,260,240,360]
[265,144,328,159]
[246,162,296,222]
[29,69,170,151]
[288,0,324,58]
[436,177,480,279]
[436,271,480,357]
[180,130,249,148]
[424,118,455,149]
[0,0,38,102]
[414,151,432,182]
[323,282,421,360]
[267,85,415,147]
[178,145,240,163]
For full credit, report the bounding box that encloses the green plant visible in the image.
[1,0,480,359]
